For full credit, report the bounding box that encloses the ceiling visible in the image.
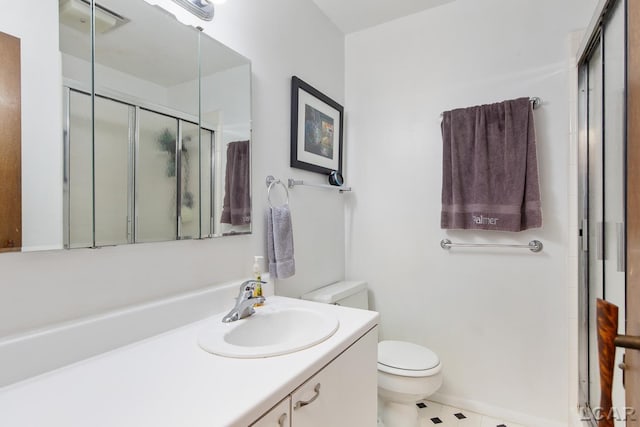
[311,0,456,34]
[60,0,248,87]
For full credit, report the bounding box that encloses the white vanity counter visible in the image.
[0,296,378,427]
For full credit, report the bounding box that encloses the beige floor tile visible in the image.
[413,401,528,427]
[420,400,445,420]
[456,412,483,427]
[438,406,481,426]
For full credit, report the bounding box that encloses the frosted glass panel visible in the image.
[94,96,131,246]
[180,121,200,239]
[68,90,93,249]
[137,110,178,243]
[200,129,214,238]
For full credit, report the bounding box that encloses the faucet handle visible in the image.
[239,279,266,291]
[237,280,267,298]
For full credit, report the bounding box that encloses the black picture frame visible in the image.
[290,76,344,175]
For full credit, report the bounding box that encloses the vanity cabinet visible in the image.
[250,327,377,427]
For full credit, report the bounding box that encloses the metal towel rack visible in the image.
[288,178,351,193]
[265,176,290,207]
[266,175,351,193]
[440,238,543,253]
[439,97,542,119]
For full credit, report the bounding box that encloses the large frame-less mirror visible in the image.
[0,0,251,253]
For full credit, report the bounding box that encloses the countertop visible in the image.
[0,296,378,427]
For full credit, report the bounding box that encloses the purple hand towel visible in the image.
[220,140,251,226]
[266,205,295,279]
[440,97,542,232]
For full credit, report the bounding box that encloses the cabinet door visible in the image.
[291,327,377,427]
[251,396,290,427]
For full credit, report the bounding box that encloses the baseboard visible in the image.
[431,392,567,427]
[570,408,593,427]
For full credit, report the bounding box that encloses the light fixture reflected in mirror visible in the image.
[59,0,129,34]
[171,0,214,21]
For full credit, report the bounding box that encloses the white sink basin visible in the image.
[198,303,339,358]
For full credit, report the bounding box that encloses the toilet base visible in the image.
[381,400,419,427]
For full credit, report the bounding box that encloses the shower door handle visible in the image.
[581,219,588,252]
[616,222,625,272]
[596,221,604,260]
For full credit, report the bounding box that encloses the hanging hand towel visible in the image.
[267,205,295,279]
[220,140,251,226]
[440,97,542,232]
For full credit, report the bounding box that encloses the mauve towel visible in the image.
[220,140,251,226]
[267,205,295,279]
[440,97,542,232]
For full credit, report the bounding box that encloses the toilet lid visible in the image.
[378,340,440,371]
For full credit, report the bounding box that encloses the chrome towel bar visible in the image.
[440,239,543,253]
[288,179,351,193]
[439,97,542,119]
[266,175,351,193]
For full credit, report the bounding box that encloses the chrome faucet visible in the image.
[222,280,267,323]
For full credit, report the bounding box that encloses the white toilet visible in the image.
[302,281,443,427]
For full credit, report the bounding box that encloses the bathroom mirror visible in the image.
[0,0,251,252]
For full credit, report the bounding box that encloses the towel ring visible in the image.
[266,175,290,208]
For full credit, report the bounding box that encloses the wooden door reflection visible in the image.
[0,31,21,253]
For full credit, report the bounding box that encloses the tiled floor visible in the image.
[416,400,527,427]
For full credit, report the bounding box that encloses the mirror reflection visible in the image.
[56,0,251,249]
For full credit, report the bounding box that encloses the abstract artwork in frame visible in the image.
[290,76,344,175]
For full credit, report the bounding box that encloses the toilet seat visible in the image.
[377,340,441,378]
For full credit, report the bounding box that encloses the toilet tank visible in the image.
[301,281,369,310]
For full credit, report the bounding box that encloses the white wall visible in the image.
[194,0,347,299]
[0,0,345,338]
[63,53,172,108]
[0,0,63,252]
[345,0,597,425]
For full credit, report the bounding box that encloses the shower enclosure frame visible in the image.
[62,84,217,248]
[576,0,628,423]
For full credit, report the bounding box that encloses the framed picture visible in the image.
[290,76,344,175]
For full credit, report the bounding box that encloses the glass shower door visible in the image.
[180,120,201,240]
[587,41,604,415]
[67,90,93,249]
[136,110,178,243]
[579,0,627,421]
[602,0,626,418]
[94,96,132,246]
[200,128,214,238]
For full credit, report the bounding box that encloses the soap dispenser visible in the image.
[253,256,264,306]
